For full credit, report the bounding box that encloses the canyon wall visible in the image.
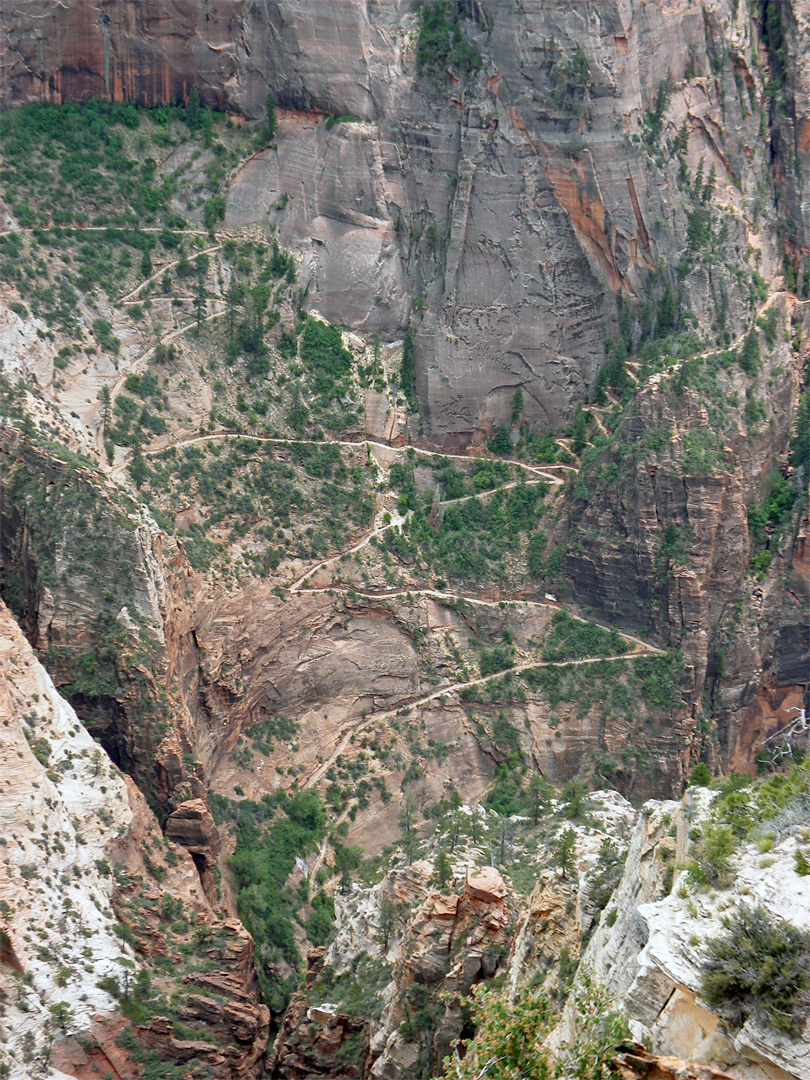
[3,0,808,442]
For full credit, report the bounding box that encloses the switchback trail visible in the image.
[117,243,222,304]
[287,476,552,592]
[291,585,666,657]
[139,430,574,481]
[303,650,658,791]
[97,305,227,456]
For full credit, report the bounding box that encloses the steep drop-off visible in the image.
[0,2,808,1079]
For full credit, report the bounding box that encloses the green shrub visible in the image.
[306,890,335,946]
[689,762,712,786]
[480,646,515,677]
[739,330,760,374]
[701,905,810,1034]
[541,610,629,663]
[757,307,779,347]
[299,317,352,401]
[687,823,735,888]
[445,977,628,1080]
[416,1,481,82]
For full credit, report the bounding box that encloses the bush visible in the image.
[701,905,810,1034]
[739,330,760,374]
[416,1,481,82]
[689,761,712,786]
[542,610,630,663]
[687,822,735,888]
[299,316,352,401]
[480,646,515,677]
[445,977,628,1080]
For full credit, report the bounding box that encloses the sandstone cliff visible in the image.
[2,0,807,442]
[578,787,810,1079]
[0,600,135,1078]
[0,599,269,1079]
[0,4,807,1078]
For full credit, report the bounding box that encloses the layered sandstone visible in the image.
[3,0,806,441]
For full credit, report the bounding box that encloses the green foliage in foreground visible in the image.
[687,759,810,889]
[701,905,810,1035]
[440,976,629,1080]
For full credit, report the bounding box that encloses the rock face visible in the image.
[273,950,370,1080]
[165,798,223,904]
[0,599,135,1078]
[614,1044,742,1080]
[271,859,515,1080]
[0,427,181,799]
[559,325,809,777]
[0,598,269,1080]
[581,791,810,1080]
[3,0,807,442]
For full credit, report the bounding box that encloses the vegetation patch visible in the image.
[701,905,810,1034]
[416,2,482,82]
[541,610,630,662]
[209,789,330,1011]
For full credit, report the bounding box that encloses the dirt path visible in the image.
[117,243,221,304]
[0,224,215,238]
[302,650,655,790]
[293,584,666,654]
[140,430,572,482]
[287,476,553,592]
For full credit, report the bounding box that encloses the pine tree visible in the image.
[377,900,398,950]
[399,799,419,865]
[702,162,717,204]
[186,87,202,130]
[511,386,524,425]
[552,827,577,879]
[526,773,552,825]
[740,329,761,375]
[97,385,111,431]
[570,406,588,454]
[657,284,679,337]
[400,325,416,405]
[226,276,243,346]
[433,848,452,889]
[263,92,277,144]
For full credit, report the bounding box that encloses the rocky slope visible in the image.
[559,310,809,777]
[0,599,135,1078]
[579,785,810,1079]
[0,2,807,1079]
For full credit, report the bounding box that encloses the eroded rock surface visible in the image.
[3,0,807,441]
[581,791,810,1080]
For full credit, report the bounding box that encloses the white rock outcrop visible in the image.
[582,790,810,1080]
[0,601,136,1079]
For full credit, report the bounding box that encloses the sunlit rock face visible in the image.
[0,600,134,1076]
